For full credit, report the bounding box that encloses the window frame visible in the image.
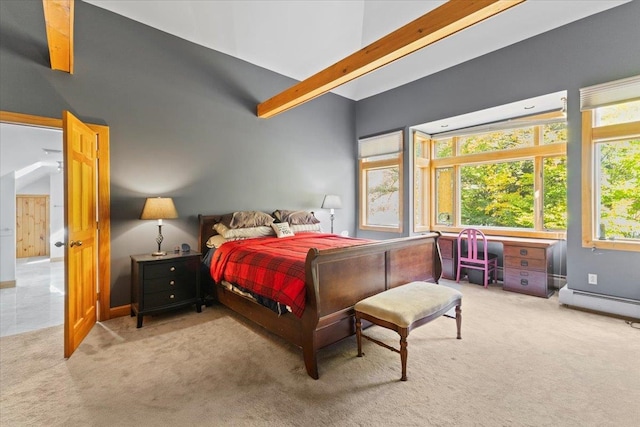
[359,131,404,233]
[412,116,567,239]
[581,110,640,252]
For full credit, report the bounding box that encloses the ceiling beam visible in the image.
[42,0,74,74]
[257,0,525,118]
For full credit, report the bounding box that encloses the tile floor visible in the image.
[0,256,64,337]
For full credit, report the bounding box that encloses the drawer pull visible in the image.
[520,249,528,256]
[170,266,176,272]
[169,294,175,299]
[170,280,175,285]
[521,260,528,267]
[520,271,529,276]
[520,279,529,286]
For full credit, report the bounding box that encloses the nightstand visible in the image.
[130,251,202,328]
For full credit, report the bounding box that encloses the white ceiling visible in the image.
[84,0,630,101]
[0,124,62,191]
[413,90,567,135]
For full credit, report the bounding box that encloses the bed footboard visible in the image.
[302,233,441,379]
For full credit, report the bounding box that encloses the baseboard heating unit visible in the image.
[559,285,640,319]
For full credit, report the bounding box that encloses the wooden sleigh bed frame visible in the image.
[198,214,442,379]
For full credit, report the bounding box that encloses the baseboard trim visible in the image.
[0,280,16,289]
[109,304,130,319]
[559,285,640,320]
[50,257,64,263]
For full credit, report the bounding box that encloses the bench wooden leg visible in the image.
[356,315,363,357]
[455,304,462,340]
[400,328,408,381]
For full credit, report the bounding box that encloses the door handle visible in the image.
[70,240,83,247]
[54,241,66,247]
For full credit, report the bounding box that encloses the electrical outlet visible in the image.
[588,273,598,285]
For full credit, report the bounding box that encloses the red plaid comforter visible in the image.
[210,233,371,317]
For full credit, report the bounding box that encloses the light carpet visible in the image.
[1,281,638,426]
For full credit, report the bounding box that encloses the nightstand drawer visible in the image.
[144,288,197,309]
[143,276,195,294]
[504,269,548,296]
[504,246,545,260]
[504,256,546,271]
[144,261,191,279]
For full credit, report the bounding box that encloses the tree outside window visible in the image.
[413,115,567,238]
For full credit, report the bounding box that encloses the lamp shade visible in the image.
[321,194,342,210]
[140,197,178,220]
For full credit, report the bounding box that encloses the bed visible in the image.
[198,212,442,379]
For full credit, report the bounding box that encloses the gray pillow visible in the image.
[229,211,274,229]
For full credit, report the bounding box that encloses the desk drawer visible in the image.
[504,246,545,260]
[439,238,454,259]
[504,256,547,271]
[504,269,548,297]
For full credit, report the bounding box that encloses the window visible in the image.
[581,75,640,252]
[359,131,403,233]
[413,109,567,239]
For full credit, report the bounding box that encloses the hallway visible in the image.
[0,257,64,337]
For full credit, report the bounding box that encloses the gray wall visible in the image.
[355,1,640,301]
[3,1,639,306]
[0,0,356,307]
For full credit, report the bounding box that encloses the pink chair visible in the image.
[456,228,498,288]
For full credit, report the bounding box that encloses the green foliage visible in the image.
[459,127,532,155]
[598,139,640,239]
[543,122,567,145]
[458,125,567,229]
[543,157,567,229]
[461,160,535,227]
[435,139,453,158]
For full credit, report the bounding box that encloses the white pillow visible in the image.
[290,223,322,233]
[271,222,295,238]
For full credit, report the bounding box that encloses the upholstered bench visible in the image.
[355,281,462,381]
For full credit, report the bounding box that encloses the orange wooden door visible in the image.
[63,111,98,358]
[15,195,50,258]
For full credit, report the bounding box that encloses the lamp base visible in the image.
[151,251,167,256]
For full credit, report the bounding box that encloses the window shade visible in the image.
[358,130,403,159]
[580,75,640,111]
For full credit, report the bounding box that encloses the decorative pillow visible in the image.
[206,235,227,249]
[210,214,234,232]
[229,211,274,229]
[214,222,275,239]
[271,222,295,238]
[290,223,322,233]
[272,210,320,225]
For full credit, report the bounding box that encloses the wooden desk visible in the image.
[438,233,558,298]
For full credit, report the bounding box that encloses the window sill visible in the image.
[359,225,403,234]
[583,238,640,253]
[432,226,566,241]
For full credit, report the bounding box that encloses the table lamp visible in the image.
[321,194,342,234]
[140,197,178,256]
